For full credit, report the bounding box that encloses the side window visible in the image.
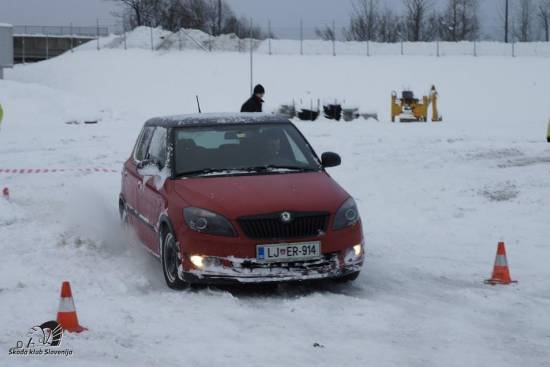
[135,127,155,161]
[148,127,167,167]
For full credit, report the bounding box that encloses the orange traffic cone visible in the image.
[56,281,87,333]
[484,242,517,285]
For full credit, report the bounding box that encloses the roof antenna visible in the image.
[196,95,202,113]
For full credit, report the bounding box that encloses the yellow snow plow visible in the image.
[391,85,442,123]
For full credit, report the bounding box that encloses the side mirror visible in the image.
[137,159,161,170]
[321,152,341,168]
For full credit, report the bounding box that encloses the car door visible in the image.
[137,126,169,254]
[127,126,155,244]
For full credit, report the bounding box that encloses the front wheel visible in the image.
[333,271,360,283]
[161,231,187,290]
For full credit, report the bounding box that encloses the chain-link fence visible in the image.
[12,21,550,61]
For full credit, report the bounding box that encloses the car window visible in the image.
[135,127,155,161]
[148,127,167,167]
[174,124,321,175]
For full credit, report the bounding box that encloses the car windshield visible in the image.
[174,123,321,177]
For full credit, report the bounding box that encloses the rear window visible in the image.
[173,124,320,176]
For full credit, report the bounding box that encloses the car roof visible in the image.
[144,113,291,128]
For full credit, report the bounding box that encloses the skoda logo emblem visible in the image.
[280,211,292,223]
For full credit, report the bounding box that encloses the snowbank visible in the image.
[80,26,550,57]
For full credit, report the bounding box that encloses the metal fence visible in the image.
[12,22,550,60]
[14,24,110,38]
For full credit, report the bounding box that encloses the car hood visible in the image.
[171,172,349,219]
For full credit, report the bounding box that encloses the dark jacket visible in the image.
[240,95,264,112]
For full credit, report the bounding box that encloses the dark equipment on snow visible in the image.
[297,109,319,121]
[323,104,342,121]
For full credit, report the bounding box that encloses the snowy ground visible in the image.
[0,49,549,366]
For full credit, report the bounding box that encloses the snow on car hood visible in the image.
[172,171,349,219]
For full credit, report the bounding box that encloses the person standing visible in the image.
[241,84,265,112]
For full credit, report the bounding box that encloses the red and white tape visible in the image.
[0,168,119,174]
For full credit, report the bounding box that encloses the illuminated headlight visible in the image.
[333,197,360,230]
[189,255,222,270]
[184,207,237,237]
[344,244,363,263]
[190,255,205,269]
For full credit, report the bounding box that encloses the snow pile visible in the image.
[0,198,24,226]
[83,26,550,57]
[0,50,549,366]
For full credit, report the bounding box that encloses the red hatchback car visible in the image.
[119,113,364,289]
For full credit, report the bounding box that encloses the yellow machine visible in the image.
[547,119,550,143]
[391,85,442,122]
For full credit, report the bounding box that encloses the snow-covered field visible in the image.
[0,48,549,366]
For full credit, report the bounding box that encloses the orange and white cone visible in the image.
[56,281,87,333]
[484,242,517,285]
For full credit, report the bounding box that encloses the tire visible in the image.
[334,271,360,283]
[120,203,130,231]
[161,230,186,290]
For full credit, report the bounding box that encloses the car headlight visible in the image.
[183,207,237,237]
[332,197,360,230]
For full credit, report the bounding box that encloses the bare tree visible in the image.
[403,0,434,41]
[377,8,404,42]
[515,0,535,41]
[438,0,479,41]
[539,0,550,41]
[345,0,380,41]
[109,0,264,38]
[315,25,335,41]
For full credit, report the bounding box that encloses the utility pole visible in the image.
[217,0,222,36]
[505,0,509,43]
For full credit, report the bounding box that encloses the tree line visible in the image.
[110,0,264,38]
[111,0,550,42]
[318,0,550,42]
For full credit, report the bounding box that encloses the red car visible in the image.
[119,113,364,289]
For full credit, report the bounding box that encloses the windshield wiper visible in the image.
[175,168,233,177]
[241,165,318,172]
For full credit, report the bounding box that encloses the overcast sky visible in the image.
[0,0,503,39]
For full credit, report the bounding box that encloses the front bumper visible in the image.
[180,252,364,285]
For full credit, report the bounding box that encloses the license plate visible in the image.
[256,241,321,262]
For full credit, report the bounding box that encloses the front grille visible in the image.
[238,212,329,240]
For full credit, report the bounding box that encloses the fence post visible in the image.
[178,30,182,51]
[123,26,127,50]
[436,41,440,57]
[96,19,100,50]
[268,20,272,55]
[300,19,303,55]
[400,40,404,55]
[22,36,26,63]
[70,23,74,52]
[45,28,49,60]
[473,40,477,56]
[367,40,370,56]
[150,26,154,51]
[208,33,212,52]
[332,20,336,56]
[512,41,515,57]
[249,18,254,95]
